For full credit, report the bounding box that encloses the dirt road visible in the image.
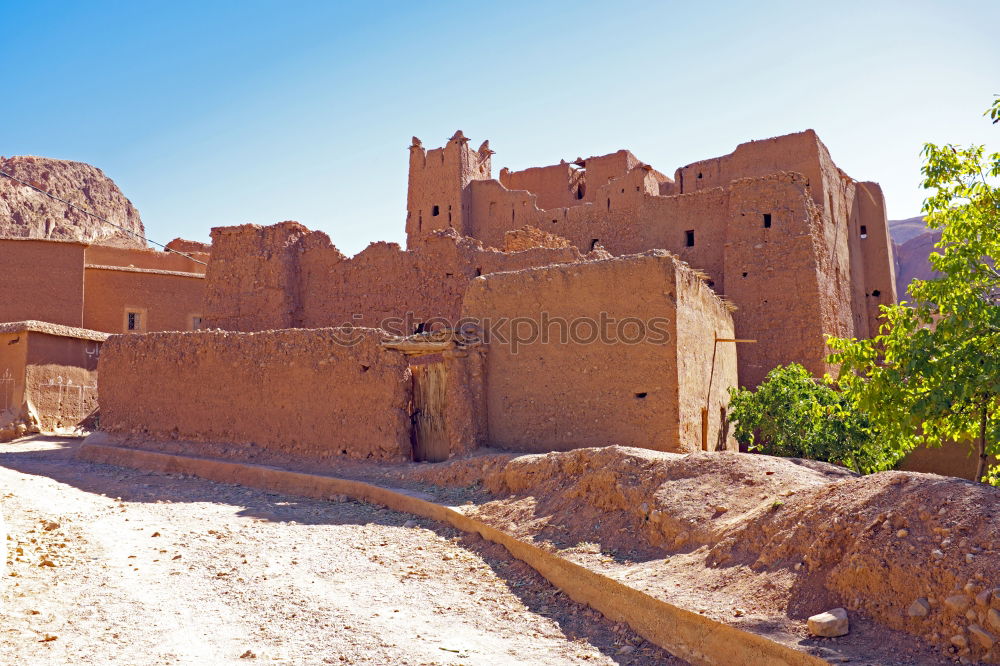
[0,437,681,665]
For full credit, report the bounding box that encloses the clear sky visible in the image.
[2,0,997,255]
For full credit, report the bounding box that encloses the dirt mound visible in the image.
[415,447,1000,662]
[0,155,145,248]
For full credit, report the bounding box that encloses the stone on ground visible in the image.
[807,608,849,637]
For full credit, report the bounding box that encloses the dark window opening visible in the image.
[418,214,423,231]
[431,205,440,217]
[635,186,640,192]
[634,392,648,399]
[552,218,558,224]
[475,267,482,276]
[685,230,695,247]
[607,198,611,210]
[360,365,370,373]
[576,186,584,200]
[127,312,140,331]
[707,280,715,288]
[590,239,599,251]
[763,213,772,228]
[742,272,748,278]
[445,272,454,278]
[414,322,426,334]
[860,225,868,239]
[872,289,881,297]
[697,172,703,179]
[621,188,625,193]
[191,316,203,330]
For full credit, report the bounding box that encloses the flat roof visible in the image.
[0,320,110,342]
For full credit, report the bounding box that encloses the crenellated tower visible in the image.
[406,131,493,248]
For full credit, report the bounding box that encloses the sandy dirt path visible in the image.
[0,437,682,665]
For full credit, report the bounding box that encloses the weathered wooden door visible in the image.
[410,355,449,462]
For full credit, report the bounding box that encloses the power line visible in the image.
[0,168,208,266]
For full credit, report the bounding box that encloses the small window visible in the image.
[763,213,772,228]
[590,239,599,251]
[431,205,440,217]
[607,198,611,210]
[872,289,881,297]
[127,312,141,331]
[191,316,203,330]
[576,186,584,200]
[697,172,703,179]
[685,230,695,247]
[860,225,868,239]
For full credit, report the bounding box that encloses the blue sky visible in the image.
[2,1,997,255]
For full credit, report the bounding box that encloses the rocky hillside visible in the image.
[0,156,145,248]
[889,216,939,298]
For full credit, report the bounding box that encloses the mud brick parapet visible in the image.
[98,328,413,463]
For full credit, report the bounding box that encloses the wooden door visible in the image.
[410,356,449,462]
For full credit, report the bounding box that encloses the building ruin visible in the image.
[1,129,897,458]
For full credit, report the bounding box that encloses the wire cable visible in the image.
[0,168,208,266]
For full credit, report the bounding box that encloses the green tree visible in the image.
[728,364,894,474]
[829,96,1000,484]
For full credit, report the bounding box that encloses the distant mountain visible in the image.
[0,155,145,248]
[888,216,939,299]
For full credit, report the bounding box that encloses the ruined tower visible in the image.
[405,131,493,247]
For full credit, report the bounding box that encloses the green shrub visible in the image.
[728,364,903,474]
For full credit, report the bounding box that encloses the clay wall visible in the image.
[851,182,897,337]
[462,252,737,453]
[721,174,832,387]
[675,131,828,206]
[0,323,105,439]
[83,266,206,333]
[23,332,99,432]
[405,133,492,245]
[499,162,581,210]
[85,243,208,274]
[0,239,86,327]
[673,269,739,451]
[97,328,413,464]
[202,222,311,331]
[204,223,583,333]
[300,232,582,331]
[0,331,27,429]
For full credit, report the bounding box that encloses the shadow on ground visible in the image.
[0,436,682,665]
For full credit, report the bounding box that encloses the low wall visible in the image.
[98,328,413,463]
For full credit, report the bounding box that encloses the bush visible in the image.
[728,364,903,474]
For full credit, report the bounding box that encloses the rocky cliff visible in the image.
[0,156,145,248]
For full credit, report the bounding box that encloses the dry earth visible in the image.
[0,437,682,665]
[408,447,1000,664]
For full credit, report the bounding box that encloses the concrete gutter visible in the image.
[78,434,828,666]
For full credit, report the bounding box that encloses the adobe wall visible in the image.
[83,266,206,333]
[0,322,105,440]
[0,239,86,327]
[851,182,898,336]
[405,132,492,245]
[722,174,834,387]
[673,268,739,452]
[97,328,413,464]
[499,162,581,210]
[202,222,311,331]
[84,243,209,274]
[0,331,27,436]
[23,331,99,432]
[204,223,584,333]
[462,251,737,453]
